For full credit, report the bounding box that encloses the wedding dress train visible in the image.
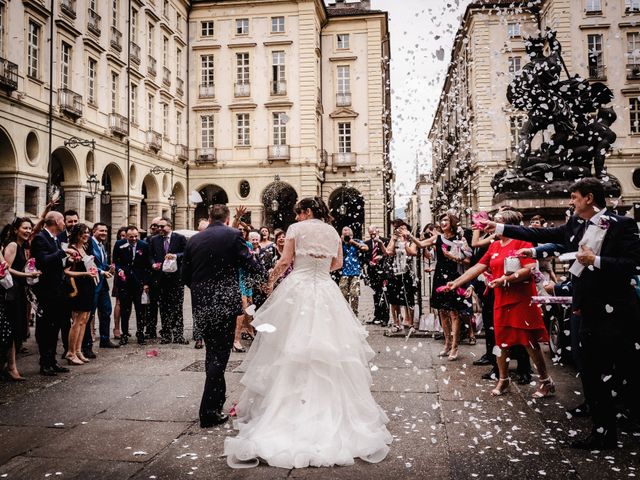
[224,219,392,469]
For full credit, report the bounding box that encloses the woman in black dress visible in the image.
[2,218,40,380]
[64,224,99,365]
[0,250,16,380]
[411,213,470,361]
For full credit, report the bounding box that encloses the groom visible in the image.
[182,204,264,428]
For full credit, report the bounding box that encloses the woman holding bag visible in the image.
[444,210,553,398]
[0,251,17,380]
[64,224,99,365]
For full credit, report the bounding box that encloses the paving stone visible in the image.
[0,456,142,480]
[28,418,190,462]
[0,425,65,465]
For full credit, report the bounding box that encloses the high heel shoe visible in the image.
[532,377,556,399]
[232,343,246,353]
[447,347,459,361]
[438,346,451,357]
[66,354,84,366]
[490,378,511,396]
[76,352,90,363]
[2,369,26,382]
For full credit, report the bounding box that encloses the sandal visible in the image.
[241,332,254,341]
[532,377,556,399]
[389,325,404,334]
[490,378,511,396]
[468,337,477,345]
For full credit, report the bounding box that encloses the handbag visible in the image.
[0,272,13,290]
[504,256,521,275]
[162,257,178,273]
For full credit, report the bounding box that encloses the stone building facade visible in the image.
[0,0,391,241]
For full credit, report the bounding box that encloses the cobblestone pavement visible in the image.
[0,286,638,479]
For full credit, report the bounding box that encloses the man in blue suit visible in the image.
[89,222,119,349]
[113,226,151,345]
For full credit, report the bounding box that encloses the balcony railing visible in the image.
[87,8,101,35]
[588,63,606,80]
[234,82,250,97]
[146,130,162,151]
[147,55,157,77]
[176,144,188,162]
[271,80,286,95]
[162,66,171,87]
[58,88,83,118]
[333,152,356,167]
[628,63,640,79]
[60,0,76,19]
[196,147,217,164]
[199,83,215,98]
[110,26,122,52]
[0,57,18,92]
[130,41,141,65]
[176,77,184,96]
[268,144,290,161]
[336,92,352,107]
[109,113,128,136]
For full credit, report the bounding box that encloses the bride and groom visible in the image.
[181,198,392,469]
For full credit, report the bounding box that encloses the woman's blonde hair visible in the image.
[496,209,522,226]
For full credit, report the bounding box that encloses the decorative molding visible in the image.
[192,104,221,112]
[83,37,106,55]
[227,42,258,49]
[174,34,187,47]
[578,23,611,30]
[192,44,221,51]
[22,0,50,20]
[263,40,293,46]
[106,53,126,69]
[229,103,258,110]
[144,78,160,91]
[55,19,82,38]
[329,56,358,62]
[264,100,293,108]
[329,107,359,119]
[145,7,161,23]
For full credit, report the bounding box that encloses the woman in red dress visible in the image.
[445,210,554,398]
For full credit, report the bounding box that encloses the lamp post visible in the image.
[64,136,98,198]
[150,166,176,225]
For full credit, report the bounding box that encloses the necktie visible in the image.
[163,237,169,254]
[100,243,107,264]
[371,242,378,265]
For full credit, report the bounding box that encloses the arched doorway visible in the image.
[329,186,365,239]
[262,181,298,231]
[0,128,17,225]
[99,163,125,225]
[49,147,80,213]
[172,181,186,228]
[194,184,229,225]
[141,174,160,232]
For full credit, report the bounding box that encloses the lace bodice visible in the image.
[286,219,340,259]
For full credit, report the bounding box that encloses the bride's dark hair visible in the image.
[294,197,332,223]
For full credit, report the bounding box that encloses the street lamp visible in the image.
[150,166,176,224]
[86,174,100,197]
[271,199,279,212]
[101,189,111,205]
[64,136,98,198]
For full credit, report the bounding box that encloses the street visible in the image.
[0,287,638,480]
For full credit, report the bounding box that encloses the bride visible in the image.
[224,197,392,469]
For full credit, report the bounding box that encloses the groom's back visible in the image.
[182,222,243,287]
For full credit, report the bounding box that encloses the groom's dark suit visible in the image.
[501,210,640,440]
[182,220,264,423]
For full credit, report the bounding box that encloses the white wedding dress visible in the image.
[224,218,392,469]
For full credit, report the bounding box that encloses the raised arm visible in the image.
[267,237,294,289]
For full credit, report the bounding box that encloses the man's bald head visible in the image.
[44,211,65,234]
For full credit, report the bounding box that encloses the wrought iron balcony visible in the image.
[336,92,352,107]
[146,129,162,152]
[162,66,171,87]
[0,57,18,92]
[58,88,83,118]
[628,63,640,79]
[199,83,215,98]
[130,41,141,65]
[109,113,128,136]
[271,80,286,95]
[176,144,188,162]
[234,82,250,97]
[60,0,76,19]
[196,147,217,164]
[176,77,184,96]
[110,26,122,52]
[147,55,157,77]
[333,152,356,167]
[268,144,290,161]
[588,64,606,80]
[87,8,101,35]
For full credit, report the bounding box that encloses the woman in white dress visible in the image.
[225,197,392,469]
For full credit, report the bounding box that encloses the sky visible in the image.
[368,0,472,205]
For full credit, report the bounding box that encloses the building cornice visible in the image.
[228,42,258,49]
[329,107,358,119]
[192,104,221,112]
[83,37,106,55]
[106,53,127,69]
[264,100,294,108]
[329,56,357,62]
[263,40,294,47]
[578,23,611,30]
[229,103,258,110]
[192,44,222,51]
